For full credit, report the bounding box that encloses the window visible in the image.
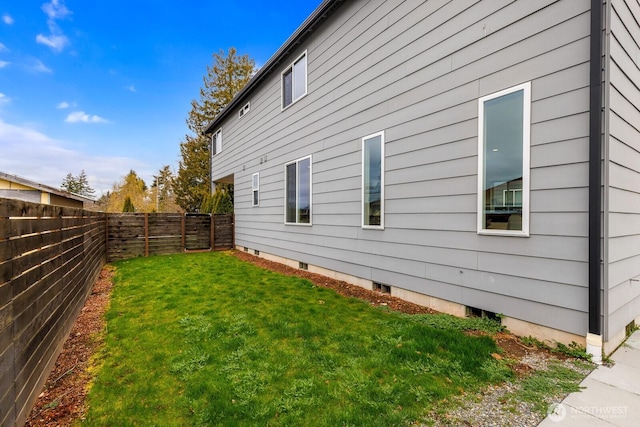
[282,51,307,109]
[362,131,385,229]
[252,173,259,207]
[478,82,530,236]
[212,129,222,156]
[239,102,250,118]
[285,156,312,224]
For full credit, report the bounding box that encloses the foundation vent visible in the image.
[466,306,501,322]
[373,282,391,294]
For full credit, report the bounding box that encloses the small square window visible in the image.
[239,102,250,118]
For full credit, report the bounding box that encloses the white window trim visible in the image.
[212,129,222,156]
[239,101,250,119]
[281,50,308,111]
[283,155,313,226]
[252,172,259,207]
[477,82,531,237]
[362,131,385,230]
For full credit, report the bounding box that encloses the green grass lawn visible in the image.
[84,252,511,426]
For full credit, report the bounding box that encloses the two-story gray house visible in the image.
[206,0,640,360]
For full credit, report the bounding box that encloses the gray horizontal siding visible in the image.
[212,0,593,336]
[606,0,640,340]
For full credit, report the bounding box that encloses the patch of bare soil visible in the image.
[232,250,437,315]
[25,266,114,427]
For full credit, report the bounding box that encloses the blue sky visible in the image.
[0,0,321,195]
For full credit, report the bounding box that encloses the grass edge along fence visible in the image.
[0,197,234,427]
[0,198,106,427]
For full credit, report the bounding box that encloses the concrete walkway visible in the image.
[538,330,640,426]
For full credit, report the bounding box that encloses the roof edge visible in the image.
[0,171,96,203]
[204,0,345,135]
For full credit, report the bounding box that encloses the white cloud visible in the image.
[0,42,7,51]
[0,118,146,193]
[65,111,109,124]
[2,14,13,25]
[126,85,137,93]
[41,0,70,20]
[37,0,71,52]
[56,101,71,109]
[0,93,10,105]
[0,61,9,69]
[36,32,69,52]
[29,58,52,73]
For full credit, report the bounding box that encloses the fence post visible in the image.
[210,214,215,251]
[144,213,149,257]
[181,213,186,252]
[104,213,109,263]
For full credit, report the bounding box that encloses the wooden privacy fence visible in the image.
[0,199,234,427]
[107,213,235,262]
[0,198,106,427]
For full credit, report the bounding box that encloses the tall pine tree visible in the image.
[60,169,96,198]
[175,47,255,212]
[151,165,180,213]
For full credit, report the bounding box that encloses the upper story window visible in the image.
[239,102,250,119]
[285,155,312,225]
[252,172,259,207]
[477,82,531,236]
[282,51,307,110]
[212,129,222,156]
[362,131,385,229]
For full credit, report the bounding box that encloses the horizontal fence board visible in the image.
[106,213,234,261]
[0,197,107,427]
[8,218,62,237]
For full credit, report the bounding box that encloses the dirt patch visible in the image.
[231,250,436,315]
[25,266,114,427]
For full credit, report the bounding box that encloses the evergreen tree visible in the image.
[152,165,181,213]
[60,169,96,198]
[201,186,234,214]
[122,196,135,212]
[175,47,254,212]
[174,134,211,212]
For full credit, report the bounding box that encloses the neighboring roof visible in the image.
[204,0,345,135]
[0,171,96,203]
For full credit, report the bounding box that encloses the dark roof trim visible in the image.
[0,171,95,202]
[204,0,345,135]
